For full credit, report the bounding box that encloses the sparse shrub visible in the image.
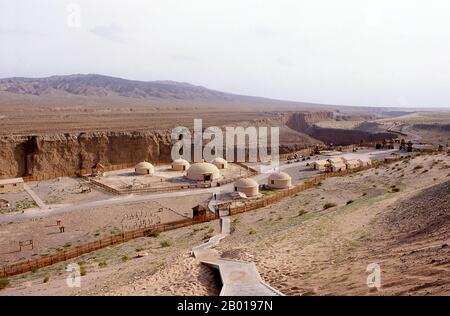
[421,169,428,173]
[110,228,120,235]
[297,209,307,217]
[98,260,107,268]
[63,242,71,248]
[121,255,129,262]
[43,275,50,283]
[203,233,213,241]
[31,267,38,274]
[145,230,160,238]
[80,266,87,276]
[323,202,337,210]
[413,165,423,170]
[193,225,208,232]
[346,200,354,205]
[0,278,10,290]
[362,192,367,196]
[249,228,257,235]
[160,240,172,247]
[389,185,400,193]
[135,247,144,252]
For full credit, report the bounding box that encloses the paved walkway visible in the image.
[192,217,283,296]
[23,184,47,209]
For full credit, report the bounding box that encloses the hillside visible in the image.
[0,74,237,101]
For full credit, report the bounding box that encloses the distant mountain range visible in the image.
[0,74,238,101]
[0,74,431,113]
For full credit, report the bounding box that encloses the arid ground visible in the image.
[0,75,449,296]
[1,154,448,296]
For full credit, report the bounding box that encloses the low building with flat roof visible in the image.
[345,159,361,169]
[358,158,372,167]
[0,177,24,193]
[330,161,347,172]
[312,160,329,171]
[412,144,435,152]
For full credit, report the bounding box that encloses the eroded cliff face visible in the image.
[0,137,28,178]
[306,126,397,146]
[0,131,173,179]
[0,110,398,180]
[280,111,398,146]
[281,111,334,133]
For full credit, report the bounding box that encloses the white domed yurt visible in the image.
[186,162,220,181]
[135,161,155,175]
[212,157,228,169]
[171,158,190,171]
[268,172,292,189]
[234,178,259,197]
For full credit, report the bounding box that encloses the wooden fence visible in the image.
[84,162,257,195]
[1,155,406,278]
[229,157,405,215]
[279,148,314,160]
[233,161,260,174]
[216,163,257,186]
[22,161,172,182]
[84,176,212,195]
[278,143,380,161]
[0,213,217,278]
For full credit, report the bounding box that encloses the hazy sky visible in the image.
[1,0,450,108]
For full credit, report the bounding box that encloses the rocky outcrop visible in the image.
[412,123,450,132]
[281,111,334,133]
[306,126,397,146]
[0,131,173,179]
[278,111,399,146]
[0,110,398,180]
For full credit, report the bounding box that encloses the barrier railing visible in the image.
[229,157,404,215]
[0,213,217,278]
[0,156,407,278]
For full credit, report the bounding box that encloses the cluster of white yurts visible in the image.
[133,157,292,197]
